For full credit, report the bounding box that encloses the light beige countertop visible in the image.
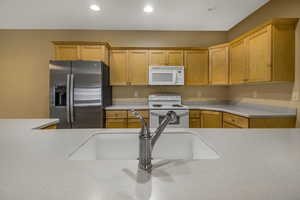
[105,101,297,118]
[1,119,300,199]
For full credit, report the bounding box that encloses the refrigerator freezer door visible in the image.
[71,61,104,128]
[49,61,72,129]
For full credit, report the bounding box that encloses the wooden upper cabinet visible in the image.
[209,44,229,85]
[149,50,166,65]
[128,50,149,85]
[110,50,128,86]
[229,39,247,84]
[184,50,209,85]
[54,45,79,60]
[245,25,272,83]
[167,50,184,65]
[80,45,109,63]
[53,42,110,64]
[149,50,184,66]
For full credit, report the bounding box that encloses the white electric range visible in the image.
[148,94,189,128]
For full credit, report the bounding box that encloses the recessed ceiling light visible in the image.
[144,5,154,13]
[90,4,100,11]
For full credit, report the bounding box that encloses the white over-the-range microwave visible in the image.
[149,66,184,85]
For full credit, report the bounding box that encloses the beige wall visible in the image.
[0,30,227,118]
[227,0,300,126]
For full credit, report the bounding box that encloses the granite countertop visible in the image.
[105,102,297,118]
[1,119,300,200]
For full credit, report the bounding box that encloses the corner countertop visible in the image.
[105,102,297,118]
[1,119,300,200]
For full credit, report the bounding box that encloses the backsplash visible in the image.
[112,86,228,103]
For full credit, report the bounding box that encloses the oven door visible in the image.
[149,71,176,85]
[150,110,189,128]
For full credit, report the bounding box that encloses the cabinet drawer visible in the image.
[127,110,149,119]
[105,119,127,128]
[189,110,201,118]
[106,110,127,118]
[189,118,201,128]
[128,119,149,128]
[223,122,240,128]
[223,113,249,128]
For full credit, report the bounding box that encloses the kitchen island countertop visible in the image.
[1,119,300,200]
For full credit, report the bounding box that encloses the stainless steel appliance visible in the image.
[149,66,184,85]
[49,61,112,129]
[149,94,189,128]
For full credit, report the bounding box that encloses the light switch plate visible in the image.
[134,91,139,97]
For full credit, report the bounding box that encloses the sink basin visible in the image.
[69,132,220,160]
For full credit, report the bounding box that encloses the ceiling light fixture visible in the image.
[144,5,154,13]
[90,4,101,11]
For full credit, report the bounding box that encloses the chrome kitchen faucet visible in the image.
[132,109,177,171]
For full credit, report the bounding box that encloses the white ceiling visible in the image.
[0,0,270,31]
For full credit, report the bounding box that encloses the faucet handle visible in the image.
[131,109,144,120]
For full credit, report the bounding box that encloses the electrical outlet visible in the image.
[134,91,139,98]
[292,91,299,101]
[253,91,258,98]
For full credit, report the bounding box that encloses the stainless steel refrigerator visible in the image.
[49,61,112,128]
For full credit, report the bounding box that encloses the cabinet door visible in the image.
[110,50,128,86]
[223,122,240,128]
[201,111,222,128]
[149,50,167,65]
[79,45,106,62]
[128,50,149,85]
[185,50,209,85]
[246,25,272,82]
[167,50,184,65]
[128,119,149,128]
[55,45,79,60]
[229,40,247,84]
[209,46,229,85]
[105,119,128,128]
[189,118,201,128]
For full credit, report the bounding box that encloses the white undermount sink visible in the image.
[68,132,220,160]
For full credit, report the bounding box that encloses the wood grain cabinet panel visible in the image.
[105,110,127,119]
[223,122,240,128]
[167,50,184,65]
[223,113,249,128]
[110,50,128,86]
[201,111,222,128]
[105,119,128,128]
[185,50,209,86]
[245,25,272,83]
[149,50,167,65]
[80,45,108,63]
[128,119,149,128]
[128,50,149,85]
[55,45,79,60]
[209,44,229,85]
[189,118,201,128]
[229,40,247,84]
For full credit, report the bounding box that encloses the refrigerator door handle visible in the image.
[70,74,75,123]
[66,74,71,123]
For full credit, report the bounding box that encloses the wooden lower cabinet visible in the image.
[201,111,222,128]
[105,110,149,128]
[223,122,240,128]
[189,110,201,128]
[106,118,128,128]
[223,112,296,128]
